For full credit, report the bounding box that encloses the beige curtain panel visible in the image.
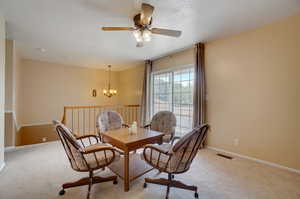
[140,60,152,126]
[193,43,206,127]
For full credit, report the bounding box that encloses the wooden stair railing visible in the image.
[61,105,140,137]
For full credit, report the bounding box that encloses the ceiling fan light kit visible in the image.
[102,3,182,47]
[133,28,152,42]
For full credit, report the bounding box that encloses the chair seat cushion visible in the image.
[142,144,187,173]
[83,143,119,170]
[162,134,172,143]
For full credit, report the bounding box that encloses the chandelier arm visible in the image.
[103,65,116,97]
[108,65,111,91]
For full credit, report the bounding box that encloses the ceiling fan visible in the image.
[102,3,182,47]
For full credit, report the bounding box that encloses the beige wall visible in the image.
[5,40,13,111]
[152,48,194,72]
[4,112,14,147]
[205,14,300,170]
[118,65,144,105]
[0,15,5,169]
[4,40,18,147]
[11,58,143,146]
[18,59,120,125]
[14,49,21,125]
[116,49,195,106]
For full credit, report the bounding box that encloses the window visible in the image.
[151,66,194,136]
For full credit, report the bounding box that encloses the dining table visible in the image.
[101,127,164,192]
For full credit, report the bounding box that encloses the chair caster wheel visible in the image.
[113,180,118,185]
[59,189,65,196]
[194,192,199,198]
[143,183,147,188]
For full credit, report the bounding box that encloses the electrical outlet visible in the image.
[234,138,239,146]
[42,137,47,142]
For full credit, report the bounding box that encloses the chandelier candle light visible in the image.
[103,65,117,98]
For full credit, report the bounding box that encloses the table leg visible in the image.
[124,150,130,192]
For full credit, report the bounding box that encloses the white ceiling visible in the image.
[0,0,300,70]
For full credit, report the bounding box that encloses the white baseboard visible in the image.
[0,162,5,173]
[4,141,58,153]
[20,122,52,128]
[5,146,16,152]
[207,146,300,175]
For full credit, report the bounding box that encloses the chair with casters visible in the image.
[142,124,209,199]
[96,110,129,141]
[53,120,118,199]
[144,111,177,144]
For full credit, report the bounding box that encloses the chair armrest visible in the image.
[82,144,118,167]
[122,123,129,128]
[143,144,173,171]
[83,144,115,154]
[171,136,181,145]
[143,124,151,128]
[143,144,173,155]
[113,147,124,155]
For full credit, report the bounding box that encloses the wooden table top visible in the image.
[101,127,164,146]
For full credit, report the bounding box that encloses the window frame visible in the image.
[150,64,194,135]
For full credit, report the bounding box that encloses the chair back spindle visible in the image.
[53,121,87,171]
[143,124,209,174]
[172,124,209,173]
[142,124,209,199]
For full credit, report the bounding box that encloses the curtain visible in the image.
[140,60,152,126]
[193,43,206,127]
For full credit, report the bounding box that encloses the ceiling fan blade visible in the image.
[140,3,154,25]
[133,0,142,10]
[151,28,182,37]
[136,42,144,47]
[102,27,135,31]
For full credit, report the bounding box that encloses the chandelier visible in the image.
[103,65,117,98]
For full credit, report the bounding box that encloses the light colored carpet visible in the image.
[0,141,300,199]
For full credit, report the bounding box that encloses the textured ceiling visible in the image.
[0,0,300,70]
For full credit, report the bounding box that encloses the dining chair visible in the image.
[142,124,209,199]
[144,111,177,143]
[53,120,118,199]
[96,110,129,141]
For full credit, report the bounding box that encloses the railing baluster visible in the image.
[130,107,132,124]
[130,107,133,123]
[77,109,80,135]
[135,107,137,123]
[120,107,124,123]
[126,107,128,124]
[62,105,140,137]
[71,109,74,132]
[88,108,90,134]
[94,107,96,134]
[83,108,85,136]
